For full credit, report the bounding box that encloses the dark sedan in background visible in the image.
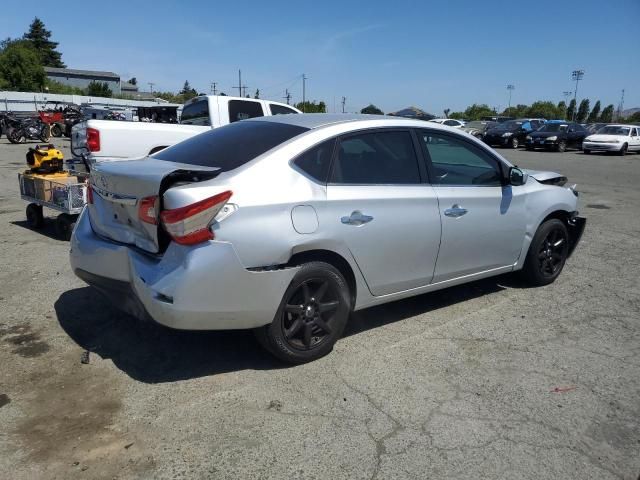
[483,119,545,148]
[526,121,589,152]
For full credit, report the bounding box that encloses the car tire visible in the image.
[583,149,590,154]
[26,203,44,229]
[254,261,352,364]
[50,123,63,137]
[557,140,567,152]
[618,143,628,156]
[511,137,519,149]
[520,219,569,287]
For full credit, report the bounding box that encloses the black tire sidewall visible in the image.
[255,261,351,364]
[521,219,569,286]
[26,204,43,229]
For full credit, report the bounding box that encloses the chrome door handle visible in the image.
[341,210,374,226]
[444,204,468,218]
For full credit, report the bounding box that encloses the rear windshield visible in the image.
[539,123,568,132]
[153,120,309,171]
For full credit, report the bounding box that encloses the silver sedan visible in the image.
[70,114,586,363]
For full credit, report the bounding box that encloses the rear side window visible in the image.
[270,104,298,115]
[444,120,458,126]
[228,100,264,123]
[330,131,421,185]
[180,99,210,125]
[293,139,335,183]
[153,121,308,171]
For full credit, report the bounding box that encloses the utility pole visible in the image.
[233,70,243,97]
[302,73,307,112]
[283,89,291,105]
[506,85,515,114]
[562,91,572,120]
[210,82,218,95]
[571,69,584,121]
[148,82,155,93]
[241,85,248,97]
[616,88,625,120]
[341,96,346,113]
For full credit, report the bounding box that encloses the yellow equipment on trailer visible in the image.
[18,144,88,240]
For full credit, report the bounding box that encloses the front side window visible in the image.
[330,130,421,185]
[418,131,503,186]
[270,103,298,115]
[444,120,459,127]
[180,99,210,125]
[293,139,335,183]
[228,100,264,123]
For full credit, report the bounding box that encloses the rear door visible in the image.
[416,130,526,282]
[630,128,640,151]
[324,129,441,296]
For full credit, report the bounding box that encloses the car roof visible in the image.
[247,113,442,130]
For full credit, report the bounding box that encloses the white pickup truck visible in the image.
[69,95,301,169]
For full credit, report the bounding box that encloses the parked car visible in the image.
[525,121,589,152]
[583,124,640,155]
[483,119,545,148]
[481,116,514,123]
[70,114,585,363]
[429,118,465,128]
[69,95,301,172]
[462,120,497,138]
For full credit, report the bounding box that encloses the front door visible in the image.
[324,130,442,296]
[416,130,527,282]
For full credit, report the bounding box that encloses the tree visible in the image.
[448,111,465,120]
[566,99,576,122]
[254,89,260,99]
[557,101,567,119]
[599,104,614,123]
[0,39,46,91]
[46,79,84,94]
[294,100,327,113]
[86,80,112,97]
[626,111,640,123]
[527,101,561,120]
[127,77,137,85]
[504,104,528,118]
[180,80,197,100]
[576,99,590,123]
[462,104,495,120]
[587,101,601,123]
[23,17,65,68]
[360,104,383,115]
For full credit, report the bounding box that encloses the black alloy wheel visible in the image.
[255,261,351,363]
[520,219,569,286]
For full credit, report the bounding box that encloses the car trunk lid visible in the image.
[88,158,220,253]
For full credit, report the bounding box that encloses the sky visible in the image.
[1,0,639,114]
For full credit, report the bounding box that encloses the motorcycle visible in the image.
[6,117,51,144]
[0,112,22,139]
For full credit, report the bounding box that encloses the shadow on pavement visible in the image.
[55,287,283,383]
[12,220,64,241]
[56,274,525,383]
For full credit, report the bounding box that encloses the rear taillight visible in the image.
[160,190,232,245]
[86,183,94,204]
[86,128,100,152]
[138,196,159,225]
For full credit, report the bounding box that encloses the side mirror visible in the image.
[509,166,528,186]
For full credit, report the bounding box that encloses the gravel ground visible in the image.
[0,136,638,480]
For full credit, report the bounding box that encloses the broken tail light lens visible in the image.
[160,190,232,245]
[138,196,159,225]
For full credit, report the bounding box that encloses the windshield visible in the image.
[598,126,630,135]
[153,120,309,171]
[539,123,568,132]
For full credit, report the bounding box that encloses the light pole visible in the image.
[571,69,584,121]
[562,91,572,119]
[506,84,515,115]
